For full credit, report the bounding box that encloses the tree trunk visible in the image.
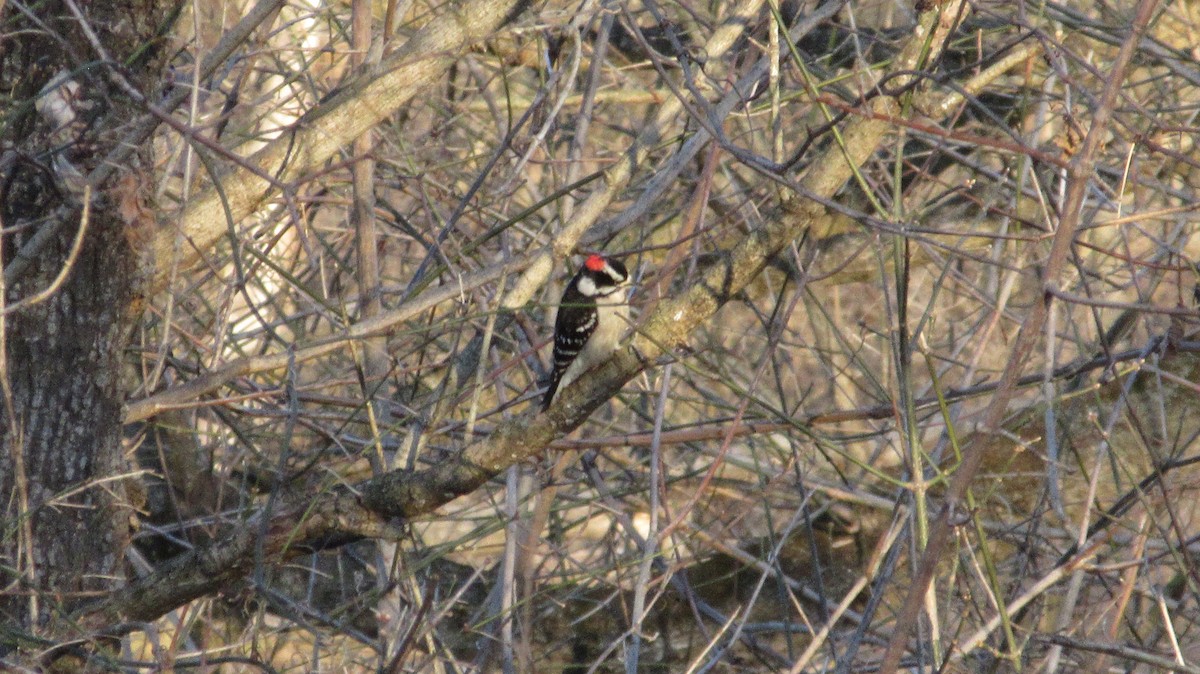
[0,0,174,638]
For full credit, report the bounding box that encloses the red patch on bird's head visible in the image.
[584,254,606,272]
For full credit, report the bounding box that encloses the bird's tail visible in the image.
[541,371,562,410]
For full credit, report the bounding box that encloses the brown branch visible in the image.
[124,255,522,423]
[73,487,401,631]
[1032,633,1200,674]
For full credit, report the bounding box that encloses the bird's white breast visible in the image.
[557,290,629,392]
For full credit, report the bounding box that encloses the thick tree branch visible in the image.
[364,0,970,518]
[73,0,968,635]
[149,0,533,294]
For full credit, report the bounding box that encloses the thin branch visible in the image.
[1,186,91,315]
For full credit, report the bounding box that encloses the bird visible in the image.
[542,254,631,410]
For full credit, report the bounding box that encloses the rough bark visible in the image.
[0,0,175,641]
